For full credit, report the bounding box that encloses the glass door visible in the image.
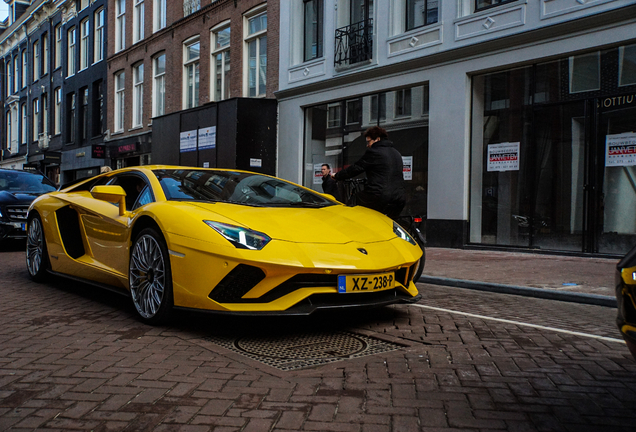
[596,99,636,254]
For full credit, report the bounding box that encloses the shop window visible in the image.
[619,44,636,87]
[212,24,231,101]
[304,0,323,62]
[152,53,165,117]
[569,52,600,94]
[245,9,267,97]
[183,38,200,109]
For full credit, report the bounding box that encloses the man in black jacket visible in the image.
[333,126,406,219]
[320,164,342,202]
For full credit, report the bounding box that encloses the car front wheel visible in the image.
[26,213,50,282]
[129,227,173,324]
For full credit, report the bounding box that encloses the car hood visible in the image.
[0,190,39,205]
[184,202,395,244]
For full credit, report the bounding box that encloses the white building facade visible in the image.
[277,0,636,256]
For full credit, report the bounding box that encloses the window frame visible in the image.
[94,8,105,63]
[54,24,62,70]
[116,0,126,53]
[303,0,323,62]
[67,26,76,77]
[54,87,62,135]
[20,103,27,145]
[152,52,166,117]
[42,33,49,75]
[474,0,516,12]
[80,18,90,71]
[33,98,40,141]
[153,0,167,32]
[132,62,144,127]
[133,0,145,44]
[114,71,126,132]
[21,50,27,88]
[244,8,267,98]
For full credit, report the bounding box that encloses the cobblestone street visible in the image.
[1,245,636,431]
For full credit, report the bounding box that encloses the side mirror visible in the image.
[91,185,127,216]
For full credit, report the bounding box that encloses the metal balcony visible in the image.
[334,19,373,67]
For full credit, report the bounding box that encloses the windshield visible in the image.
[0,171,57,194]
[154,169,336,208]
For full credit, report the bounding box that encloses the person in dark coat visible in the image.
[320,164,342,202]
[333,126,405,219]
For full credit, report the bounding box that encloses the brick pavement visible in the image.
[1,244,636,431]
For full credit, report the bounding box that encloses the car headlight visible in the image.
[393,221,416,245]
[204,221,271,250]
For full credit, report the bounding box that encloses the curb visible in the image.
[418,276,617,308]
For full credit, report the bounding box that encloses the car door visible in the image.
[80,173,151,276]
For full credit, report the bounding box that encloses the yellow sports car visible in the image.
[26,166,422,323]
[616,244,636,360]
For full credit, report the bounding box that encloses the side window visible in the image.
[133,186,153,210]
[107,174,151,210]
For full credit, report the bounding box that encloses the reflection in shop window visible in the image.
[346,99,362,125]
[619,44,636,87]
[371,93,386,122]
[395,88,412,117]
[327,103,341,128]
[569,52,600,93]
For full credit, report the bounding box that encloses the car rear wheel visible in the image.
[412,241,425,283]
[26,214,50,282]
[129,227,173,324]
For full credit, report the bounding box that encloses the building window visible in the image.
[245,10,267,97]
[54,88,62,135]
[6,61,11,95]
[212,25,230,101]
[21,103,27,145]
[304,0,323,62]
[152,53,165,117]
[116,0,126,53]
[133,63,144,127]
[33,98,40,141]
[154,0,166,32]
[54,24,62,69]
[406,0,438,31]
[115,72,125,132]
[78,0,89,10]
[183,39,200,109]
[183,0,200,17]
[133,0,144,44]
[42,94,48,136]
[13,56,18,93]
[80,19,90,70]
[93,80,104,136]
[80,88,88,142]
[67,93,76,143]
[569,52,600,94]
[619,44,636,87]
[67,27,76,77]
[475,0,515,11]
[395,88,412,117]
[21,50,27,88]
[94,8,105,63]
[42,33,49,75]
[346,99,361,125]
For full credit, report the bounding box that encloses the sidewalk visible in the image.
[420,247,619,307]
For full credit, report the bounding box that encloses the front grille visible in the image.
[7,206,28,221]
[209,264,266,303]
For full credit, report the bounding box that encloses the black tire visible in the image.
[129,227,173,325]
[26,213,51,282]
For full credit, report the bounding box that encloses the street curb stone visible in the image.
[418,276,617,308]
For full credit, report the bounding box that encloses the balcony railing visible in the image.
[334,18,373,67]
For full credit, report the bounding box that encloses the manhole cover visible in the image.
[204,331,404,371]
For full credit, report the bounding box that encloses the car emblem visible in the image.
[357,248,368,255]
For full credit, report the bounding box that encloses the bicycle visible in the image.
[341,178,426,283]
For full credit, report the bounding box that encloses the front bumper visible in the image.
[0,220,27,240]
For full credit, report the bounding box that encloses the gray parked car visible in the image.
[0,169,56,242]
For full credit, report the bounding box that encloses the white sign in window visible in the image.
[198,126,216,150]
[487,142,520,172]
[180,130,197,153]
[606,133,636,167]
[402,156,413,180]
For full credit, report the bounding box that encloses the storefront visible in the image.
[303,84,429,217]
[470,44,636,255]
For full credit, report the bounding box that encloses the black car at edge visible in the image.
[0,169,57,242]
[616,243,636,360]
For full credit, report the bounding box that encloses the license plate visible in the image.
[338,272,395,293]
[21,223,27,231]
